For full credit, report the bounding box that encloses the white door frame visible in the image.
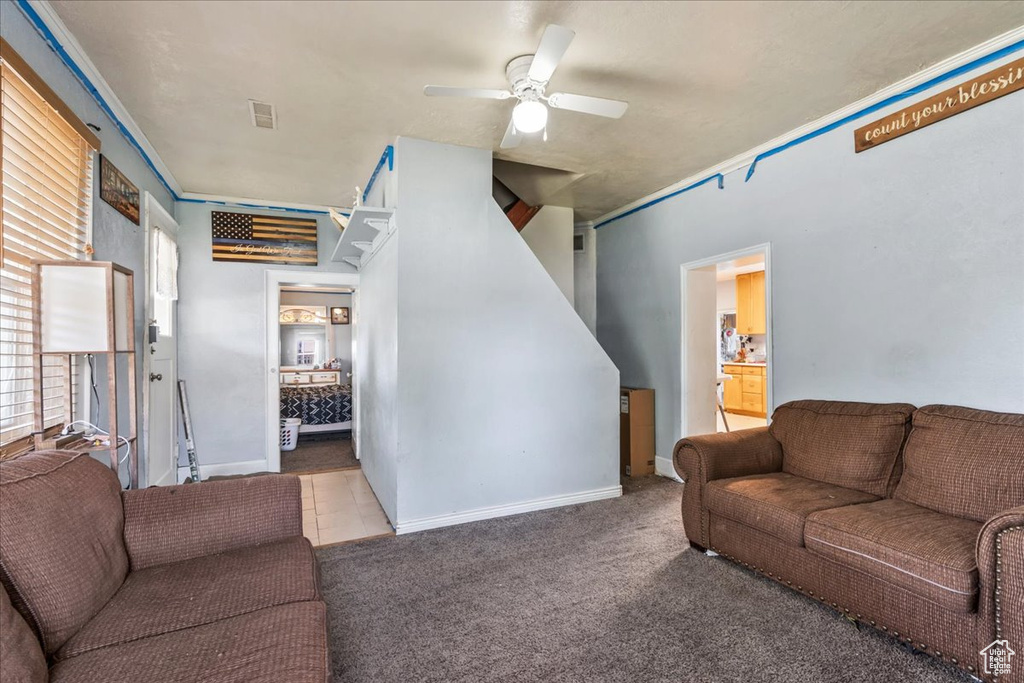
[142,193,180,487]
[679,243,773,443]
[264,270,360,473]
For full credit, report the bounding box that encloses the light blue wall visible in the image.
[2,1,175,485]
[596,52,1024,465]
[175,203,355,468]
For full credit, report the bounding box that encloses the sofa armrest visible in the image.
[122,474,303,571]
[673,427,783,548]
[977,504,1024,673]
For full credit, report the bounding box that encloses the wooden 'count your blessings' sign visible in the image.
[855,56,1024,153]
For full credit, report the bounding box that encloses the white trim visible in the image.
[176,459,267,483]
[264,270,360,474]
[179,192,338,215]
[395,485,623,535]
[655,456,683,482]
[27,1,183,197]
[590,26,1024,228]
[679,244,773,442]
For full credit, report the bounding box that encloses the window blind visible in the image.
[1,57,94,452]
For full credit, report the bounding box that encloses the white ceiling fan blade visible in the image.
[500,117,522,149]
[547,92,628,119]
[423,85,512,100]
[527,24,575,83]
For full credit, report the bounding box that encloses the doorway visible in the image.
[143,194,179,487]
[680,244,772,440]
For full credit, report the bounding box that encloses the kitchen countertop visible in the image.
[723,361,767,366]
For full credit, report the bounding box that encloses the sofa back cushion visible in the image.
[0,583,47,683]
[770,400,916,497]
[0,450,128,656]
[895,405,1024,522]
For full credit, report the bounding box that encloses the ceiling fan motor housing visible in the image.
[506,55,545,99]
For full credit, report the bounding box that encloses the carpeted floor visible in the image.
[316,476,970,683]
[281,434,358,474]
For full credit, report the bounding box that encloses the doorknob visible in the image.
[149,373,163,382]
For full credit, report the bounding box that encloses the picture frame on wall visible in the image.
[99,155,140,225]
[330,307,350,325]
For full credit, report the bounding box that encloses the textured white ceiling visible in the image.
[51,1,1024,219]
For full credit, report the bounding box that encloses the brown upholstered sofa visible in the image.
[674,400,1024,682]
[0,450,331,683]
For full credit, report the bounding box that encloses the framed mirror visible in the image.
[279,306,330,369]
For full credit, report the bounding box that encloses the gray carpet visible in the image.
[281,435,358,474]
[316,476,971,683]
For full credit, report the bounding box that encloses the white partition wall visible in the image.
[356,137,620,533]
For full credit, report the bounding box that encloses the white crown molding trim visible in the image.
[178,192,337,215]
[590,25,1024,229]
[394,485,623,535]
[176,459,267,483]
[26,0,184,197]
[655,456,683,483]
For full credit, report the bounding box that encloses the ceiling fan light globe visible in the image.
[512,100,548,133]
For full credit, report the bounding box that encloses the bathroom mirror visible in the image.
[279,306,329,369]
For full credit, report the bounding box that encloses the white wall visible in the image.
[354,137,620,532]
[596,51,1024,464]
[355,236,399,522]
[573,227,598,336]
[716,278,736,312]
[176,203,355,468]
[519,205,574,304]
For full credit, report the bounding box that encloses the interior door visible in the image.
[350,289,359,459]
[144,195,179,486]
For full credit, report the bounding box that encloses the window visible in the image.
[1,40,98,454]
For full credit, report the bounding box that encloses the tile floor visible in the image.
[716,410,768,433]
[300,469,394,547]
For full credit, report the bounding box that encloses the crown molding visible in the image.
[591,25,1024,229]
[23,0,183,197]
[177,192,335,215]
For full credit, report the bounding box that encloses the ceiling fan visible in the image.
[423,24,629,149]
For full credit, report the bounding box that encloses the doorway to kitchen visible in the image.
[680,244,772,440]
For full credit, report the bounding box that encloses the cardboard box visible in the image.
[620,387,655,477]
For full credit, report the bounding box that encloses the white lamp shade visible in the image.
[39,263,132,353]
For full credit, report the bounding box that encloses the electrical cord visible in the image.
[61,420,132,468]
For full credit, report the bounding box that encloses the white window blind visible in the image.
[1,56,94,452]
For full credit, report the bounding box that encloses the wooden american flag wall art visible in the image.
[211,211,319,265]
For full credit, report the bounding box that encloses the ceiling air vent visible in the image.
[248,100,277,129]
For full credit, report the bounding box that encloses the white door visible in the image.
[144,195,179,486]
[682,264,718,437]
[351,289,359,459]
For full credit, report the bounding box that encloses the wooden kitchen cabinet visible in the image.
[735,271,766,335]
[723,363,767,418]
[723,370,743,412]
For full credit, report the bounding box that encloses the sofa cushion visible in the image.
[895,405,1024,522]
[49,601,330,683]
[0,451,128,656]
[805,498,981,612]
[770,400,915,497]
[705,472,878,547]
[0,583,47,683]
[56,536,320,661]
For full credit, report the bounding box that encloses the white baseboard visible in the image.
[394,485,623,535]
[656,456,683,483]
[176,459,269,483]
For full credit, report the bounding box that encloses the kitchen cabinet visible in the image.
[722,363,767,418]
[735,271,766,335]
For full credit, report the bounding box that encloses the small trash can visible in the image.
[280,418,301,451]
